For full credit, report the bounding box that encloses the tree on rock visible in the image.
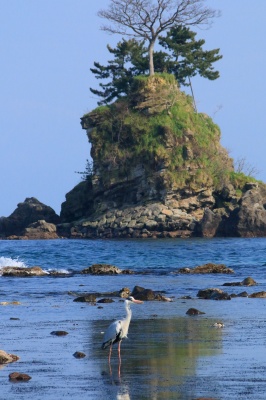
[98,0,219,76]
[90,28,222,105]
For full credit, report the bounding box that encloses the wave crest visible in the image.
[0,256,27,268]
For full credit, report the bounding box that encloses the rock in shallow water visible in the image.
[186,308,205,316]
[0,350,20,364]
[197,288,231,300]
[50,331,69,336]
[80,264,123,275]
[9,372,31,381]
[2,266,46,277]
[73,351,86,359]
[178,263,234,274]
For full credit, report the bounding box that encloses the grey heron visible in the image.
[101,296,143,363]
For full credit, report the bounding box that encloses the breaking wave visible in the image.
[0,256,28,269]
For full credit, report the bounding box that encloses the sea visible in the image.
[0,237,266,399]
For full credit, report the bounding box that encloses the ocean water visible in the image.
[0,237,266,399]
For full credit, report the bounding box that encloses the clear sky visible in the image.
[1,0,265,217]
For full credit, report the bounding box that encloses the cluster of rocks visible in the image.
[72,284,173,303]
[0,350,31,382]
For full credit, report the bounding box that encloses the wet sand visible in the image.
[1,289,266,400]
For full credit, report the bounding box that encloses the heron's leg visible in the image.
[108,344,112,363]
[118,341,121,364]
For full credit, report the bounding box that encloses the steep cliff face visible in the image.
[59,74,265,238]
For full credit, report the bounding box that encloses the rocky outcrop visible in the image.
[178,263,234,274]
[22,220,59,239]
[1,266,47,277]
[0,197,60,238]
[80,264,132,275]
[223,277,257,287]
[197,288,231,300]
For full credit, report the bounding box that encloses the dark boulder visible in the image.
[186,308,205,315]
[50,331,69,336]
[9,372,31,381]
[197,288,231,300]
[249,291,266,298]
[223,276,257,287]
[131,286,156,301]
[97,298,114,303]
[73,294,96,303]
[131,285,171,301]
[73,351,86,358]
[0,197,60,237]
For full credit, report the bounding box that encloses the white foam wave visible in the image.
[0,256,27,269]
[46,268,71,275]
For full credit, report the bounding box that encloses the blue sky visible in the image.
[1,0,265,217]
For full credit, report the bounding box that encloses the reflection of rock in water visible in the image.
[88,317,223,400]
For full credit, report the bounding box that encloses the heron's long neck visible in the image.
[122,301,132,336]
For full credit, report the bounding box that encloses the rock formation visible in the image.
[59,74,266,238]
[0,197,60,239]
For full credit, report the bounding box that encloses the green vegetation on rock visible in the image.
[82,74,236,193]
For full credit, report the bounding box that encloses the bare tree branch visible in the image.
[98,0,220,75]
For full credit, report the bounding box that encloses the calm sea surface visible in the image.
[0,238,266,399]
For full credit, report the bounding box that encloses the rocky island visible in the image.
[1,74,266,239]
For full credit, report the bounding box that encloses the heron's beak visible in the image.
[132,299,143,304]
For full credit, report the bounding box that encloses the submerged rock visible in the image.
[50,331,69,336]
[73,351,86,359]
[97,298,114,303]
[186,308,205,316]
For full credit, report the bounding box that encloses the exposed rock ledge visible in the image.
[59,202,196,239]
[58,182,266,238]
